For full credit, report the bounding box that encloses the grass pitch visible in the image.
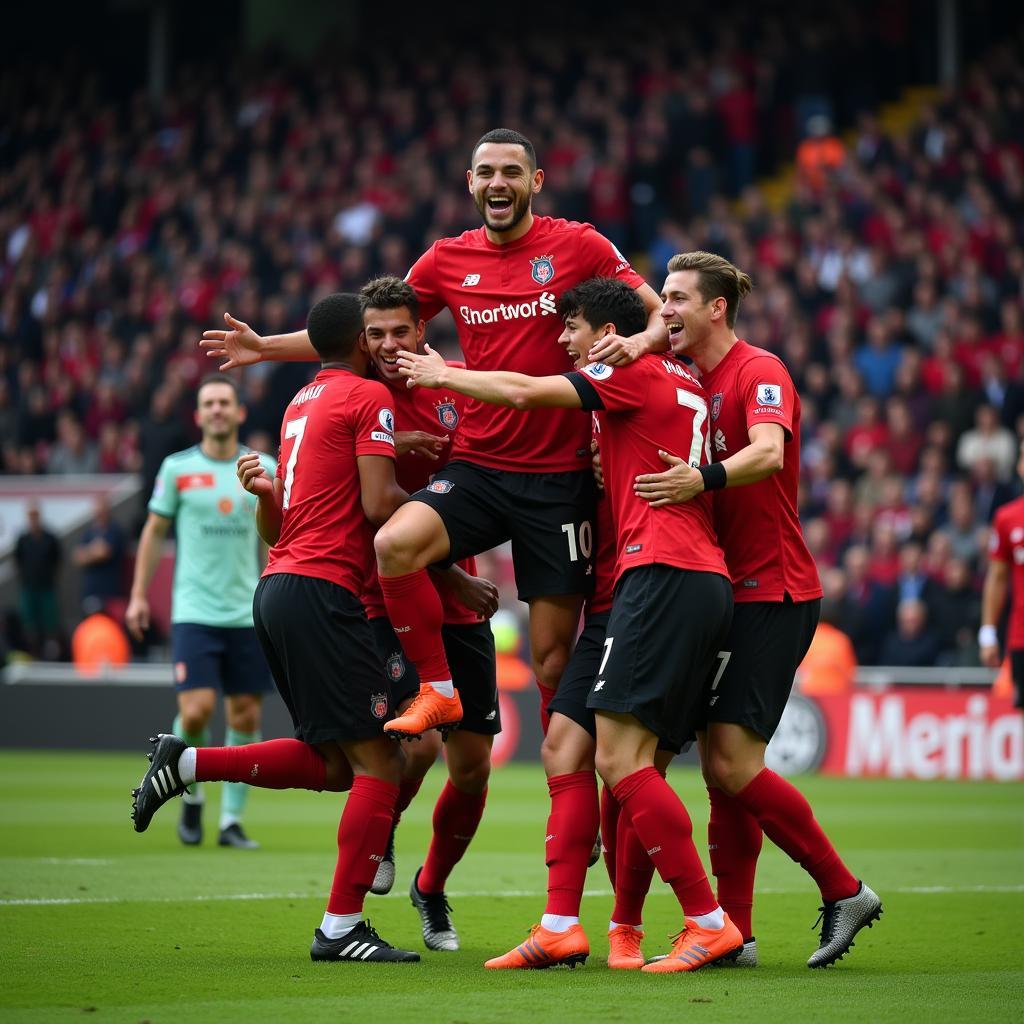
[1,751,1022,1023]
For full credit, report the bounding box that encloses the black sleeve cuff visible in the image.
[564,371,605,411]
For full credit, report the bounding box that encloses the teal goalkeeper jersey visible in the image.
[149,445,277,627]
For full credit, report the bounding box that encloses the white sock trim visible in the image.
[178,747,197,786]
[320,911,362,939]
[690,907,725,930]
[540,914,579,932]
[609,920,642,932]
[427,679,455,697]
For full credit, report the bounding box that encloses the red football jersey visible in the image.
[989,496,1024,649]
[566,355,728,583]
[362,364,481,625]
[264,369,396,596]
[588,414,616,616]
[702,340,823,603]
[407,216,645,473]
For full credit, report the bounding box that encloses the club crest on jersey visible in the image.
[436,402,459,430]
[711,392,723,421]
[370,692,389,719]
[385,653,405,682]
[530,255,555,285]
[428,479,454,493]
[756,383,782,407]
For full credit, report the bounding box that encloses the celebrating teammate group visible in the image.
[131,129,881,972]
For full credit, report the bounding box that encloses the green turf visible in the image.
[1,751,1022,1023]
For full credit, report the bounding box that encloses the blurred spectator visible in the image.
[14,503,62,659]
[796,114,845,194]
[73,496,126,618]
[877,598,942,667]
[956,403,1018,481]
[47,412,99,475]
[71,606,131,674]
[928,558,982,665]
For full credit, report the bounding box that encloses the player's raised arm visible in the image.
[397,344,581,410]
[200,312,319,370]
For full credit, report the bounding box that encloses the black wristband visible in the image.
[698,462,727,491]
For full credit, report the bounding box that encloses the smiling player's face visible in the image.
[557,315,606,370]
[468,143,542,236]
[195,382,244,441]
[363,306,425,385]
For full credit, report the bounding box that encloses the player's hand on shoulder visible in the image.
[395,430,449,460]
[200,312,264,370]
[397,343,446,389]
[237,451,274,497]
[633,451,703,508]
[124,595,150,642]
[588,333,643,367]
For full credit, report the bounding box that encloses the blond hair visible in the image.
[666,251,753,328]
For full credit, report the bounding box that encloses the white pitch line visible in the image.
[35,858,112,866]
[2,884,1023,908]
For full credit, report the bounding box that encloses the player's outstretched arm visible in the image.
[200,312,319,370]
[125,512,172,641]
[587,281,669,366]
[979,558,1009,668]
[237,452,283,545]
[397,345,581,410]
[634,422,784,508]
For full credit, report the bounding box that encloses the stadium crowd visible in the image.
[1,13,1022,668]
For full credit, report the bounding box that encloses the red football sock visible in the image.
[418,782,488,893]
[612,808,656,926]
[195,738,328,790]
[599,784,620,888]
[327,775,399,915]
[379,570,451,683]
[542,770,600,917]
[612,767,717,918]
[734,768,858,902]
[708,786,762,940]
[394,775,424,828]
[537,681,557,735]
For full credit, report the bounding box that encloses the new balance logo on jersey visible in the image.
[593,679,606,692]
[462,274,481,287]
[485,709,497,720]
[459,292,557,325]
[715,428,727,452]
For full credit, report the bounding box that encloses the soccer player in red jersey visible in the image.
[633,252,882,968]
[199,129,666,739]
[980,438,1024,712]
[357,275,500,952]
[399,277,743,973]
[132,293,421,963]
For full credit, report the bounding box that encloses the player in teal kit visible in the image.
[126,375,276,849]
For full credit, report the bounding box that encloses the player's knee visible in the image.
[373,523,419,576]
[594,747,630,790]
[706,749,756,796]
[541,725,593,777]
[226,701,261,734]
[448,755,490,794]
[403,733,441,778]
[179,702,214,736]
[531,643,571,691]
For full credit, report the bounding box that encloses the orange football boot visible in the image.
[484,924,589,969]
[641,915,743,973]
[607,925,645,969]
[384,683,463,738]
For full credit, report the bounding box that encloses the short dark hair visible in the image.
[360,275,420,321]
[306,293,365,360]
[557,277,647,338]
[197,373,240,404]
[471,129,537,172]
[666,251,753,329]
